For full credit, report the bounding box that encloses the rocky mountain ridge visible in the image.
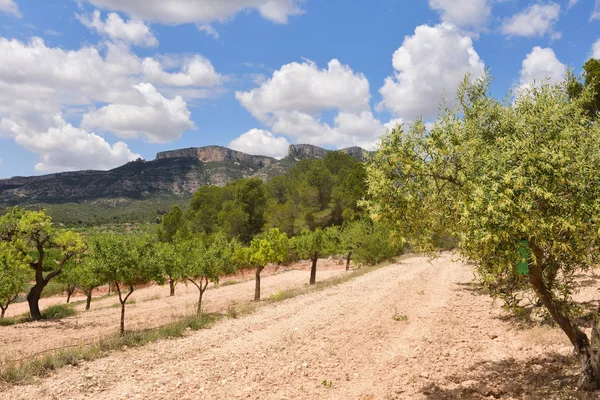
[0,144,367,204]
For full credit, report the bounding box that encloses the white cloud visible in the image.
[0,0,20,17]
[229,129,290,158]
[428,0,491,31]
[501,3,561,38]
[518,46,566,91]
[197,24,219,39]
[85,0,306,24]
[592,0,600,20]
[378,23,485,120]
[236,59,370,122]
[78,10,158,47]
[0,36,225,171]
[236,59,388,148]
[142,56,222,87]
[82,83,194,143]
[4,114,139,172]
[592,39,600,59]
[568,0,578,9]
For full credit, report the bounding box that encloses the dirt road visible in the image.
[1,254,590,399]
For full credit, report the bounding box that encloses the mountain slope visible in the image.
[0,144,367,204]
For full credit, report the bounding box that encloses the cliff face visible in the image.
[156,146,276,167]
[288,144,368,161]
[0,144,368,204]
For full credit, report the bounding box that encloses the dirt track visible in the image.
[1,254,595,399]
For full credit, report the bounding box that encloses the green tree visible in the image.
[91,234,160,335]
[158,205,186,243]
[0,207,87,319]
[291,227,338,285]
[365,75,600,389]
[0,242,29,318]
[181,233,237,314]
[76,255,107,311]
[155,241,185,297]
[239,228,288,301]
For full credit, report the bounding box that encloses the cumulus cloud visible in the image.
[142,56,222,87]
[4,114,139,172]
[77,10,158,47]
[0,0,20,17]
[236,59,370,122]
[82,83,194,143]
[377,23,485,120]
[428,0,491,31]
[84,0,306,24]
[236,59,389,148]
[501,3,561,38]
[518,46,566,91]
[592,0,600,20]
[229,129,290,158]
[592,39,600,59]
[0,36,223,171]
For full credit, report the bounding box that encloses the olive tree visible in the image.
[0,242,29,318]
[291,227,338,285]
[365,75,600,389]
[0,207,87,319]
[239,228,288,301]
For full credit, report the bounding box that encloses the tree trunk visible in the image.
[115,282,134,336]
[310,256,318,285]
[85,291,92,311]
[120,302,126,336]
[0,306,5,318]
[346,251,352,271]
[27,282,47,320]
[169,278,176,297]
[66,286,75,303]
[530,239,600,389]
[197,289,204,316]
[254,266,264,301]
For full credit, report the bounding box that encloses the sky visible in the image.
[0,0,599,178]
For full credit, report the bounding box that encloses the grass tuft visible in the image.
[42,304,77,320]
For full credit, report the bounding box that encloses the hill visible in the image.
[0,144,368,225]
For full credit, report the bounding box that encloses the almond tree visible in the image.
[90,234,161,335]
[365,75,600,389]
[239,228,288,301]
[181,233,238,314]
[291,227,338,285]
[0,242,29,318]
[0,207,87,319]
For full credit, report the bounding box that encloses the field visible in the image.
[1,253,597,399]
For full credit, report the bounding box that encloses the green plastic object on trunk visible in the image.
[518,239,530,275]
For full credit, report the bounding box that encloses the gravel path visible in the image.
[1,253,592,399]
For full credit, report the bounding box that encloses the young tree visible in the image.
[291,227,338,285]
[239,228,288,301]
[0,242,29,318]
[181,233,237,314]
[77,255,107,311]
[155,240,185,296]
[0,207,87,319]
[365,75,600,389]
[91,234,160,335]
[340,220,368,271]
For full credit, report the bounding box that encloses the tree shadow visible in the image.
[420,353,598,399]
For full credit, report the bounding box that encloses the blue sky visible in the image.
[0,0,598,178]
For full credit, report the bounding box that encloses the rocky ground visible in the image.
[2,253,599,399]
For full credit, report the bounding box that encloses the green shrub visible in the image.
[42,304,77,320]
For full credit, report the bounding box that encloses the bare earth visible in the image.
[2,253,599,399]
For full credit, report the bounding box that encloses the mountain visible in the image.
[0,144,368,205]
